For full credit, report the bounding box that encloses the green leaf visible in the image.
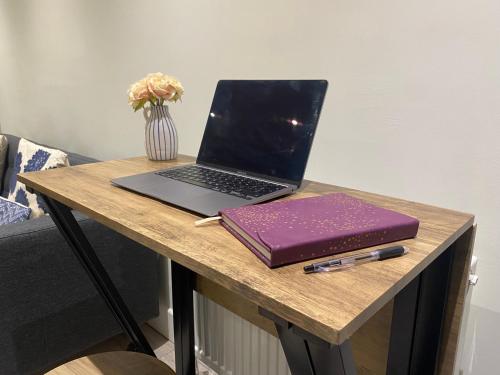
[133,98,147,112]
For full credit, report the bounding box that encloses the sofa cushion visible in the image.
[8,138,70,218]
[1,135,20,198]
[0,135,7,187]
[0,196,31,225]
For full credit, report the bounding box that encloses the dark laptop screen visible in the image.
[197,80,328,185]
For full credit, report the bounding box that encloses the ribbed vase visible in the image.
[144,105,178,161]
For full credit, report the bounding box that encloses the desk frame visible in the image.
[37,189,471,375]
[40,194,156,357]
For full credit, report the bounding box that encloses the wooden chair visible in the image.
[46,351,175,375]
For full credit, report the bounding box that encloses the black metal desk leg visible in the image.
[40,194,155,357]
[307,338,356,375]
[274,323,315,375]
[386,273,421,374]
[387,246,454,375]
[171,261,196,375]
[260,308,357,375]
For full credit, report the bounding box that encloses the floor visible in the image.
[82,324,218,375]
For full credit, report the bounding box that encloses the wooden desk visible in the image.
[20,156,475,375]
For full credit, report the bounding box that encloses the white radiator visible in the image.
[195,294,291,375]
[162,260,291,375]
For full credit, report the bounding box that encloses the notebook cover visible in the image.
[220,193,419,268]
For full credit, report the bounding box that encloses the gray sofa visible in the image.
[0,135,159,375]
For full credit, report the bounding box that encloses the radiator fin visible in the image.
[195,294,291,375]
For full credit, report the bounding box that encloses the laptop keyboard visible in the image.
[156,165,286,200]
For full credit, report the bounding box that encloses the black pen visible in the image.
[303,245,409,274]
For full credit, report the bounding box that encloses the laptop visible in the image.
[112,80,328,217]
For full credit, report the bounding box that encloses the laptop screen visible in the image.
[197,80,328,185]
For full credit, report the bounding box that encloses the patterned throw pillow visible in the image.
[8,138,70,218]
[0,196,31,225]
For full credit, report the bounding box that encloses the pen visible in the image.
[303,245,409,274]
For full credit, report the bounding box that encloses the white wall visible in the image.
[1,0,499,372]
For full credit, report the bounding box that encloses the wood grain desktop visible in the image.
[19,156,475,374]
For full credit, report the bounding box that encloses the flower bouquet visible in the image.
[128,72,184,111]
[128,73,184,160]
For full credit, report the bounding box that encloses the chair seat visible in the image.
[46,351,175,375]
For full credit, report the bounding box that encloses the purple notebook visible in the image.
[220,193,419,268]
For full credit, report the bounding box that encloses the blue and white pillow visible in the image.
[8,138,69,218]
[0,196,31,225]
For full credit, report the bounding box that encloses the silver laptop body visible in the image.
[112,80,328,217]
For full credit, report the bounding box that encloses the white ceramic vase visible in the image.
[144,105,178,161]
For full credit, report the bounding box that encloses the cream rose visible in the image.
[146,73,175,100]
[128,79,149,102]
